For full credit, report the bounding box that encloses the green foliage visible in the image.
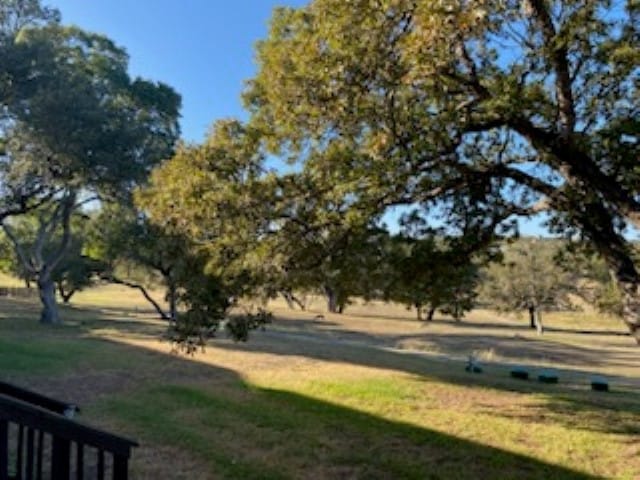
[280,225,388,313]
[594,280,624,317]
[246,0,640,339]
[137,120,268,277]
[1,209,106,298]
[0,229,16,273]
[167,262,272,354]
[90,204,187,309]
[0,1,181,324]
[384,232,479,321]
[223,309,273,343]
[4,24,180,196]
[51,253,106,303]
[555,244,626,317]
[480,239,575,315]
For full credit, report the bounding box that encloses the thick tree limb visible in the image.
[508,116,640,226]
[42,192,76,275]
[1,222,33,273]
[101,274,170,320]
[525,0,576,132]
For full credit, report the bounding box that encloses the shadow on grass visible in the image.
[254,317,639,373]
[388,331,639,368]
[205,330,640,436]
[318,306,630,337]
[484,393,640,437]
[48,300,640,439]
[423,317,630,337]
[0,297,637,477]
[100,380,602,480]
[268,312,637,371]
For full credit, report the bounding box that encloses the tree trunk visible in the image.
[426,306,436,322]
[616,277,640,344]
[168,280,178,322]
[585,226,640,344]
[281,290,306,310]
[57,284,75,304]
[293,294,306,310]
[528,305,536,329]
[38,276,60,325]
[324,286,338,313]
[2,191,76,326]
[558,191,640,344]
[282,291,295,309]
[105,275,171,320]
[533,307,544,335]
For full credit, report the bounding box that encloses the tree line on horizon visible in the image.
[0,0,638,349]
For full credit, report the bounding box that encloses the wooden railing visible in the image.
[0,383,79,419]
[0,384,138,480]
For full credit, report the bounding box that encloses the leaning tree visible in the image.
[245,0,640,343]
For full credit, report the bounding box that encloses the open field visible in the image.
[0,283,639,479]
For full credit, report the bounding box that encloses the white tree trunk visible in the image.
[38,276,60,325]
[533,307,544,335]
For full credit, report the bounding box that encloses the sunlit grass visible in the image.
[96,375,638,479]
[0,272,26,288]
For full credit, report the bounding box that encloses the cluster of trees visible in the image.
[0,1,247,349]
[1,0,638,346]
[240,0,639,343]
[478,238,627,333]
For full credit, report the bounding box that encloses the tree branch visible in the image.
[525,0,576,132]
[1,222,34,274]
[43,191,76,275]
[508,116,640,227]
[101,274,171,320]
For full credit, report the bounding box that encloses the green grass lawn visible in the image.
[0,291,638,479]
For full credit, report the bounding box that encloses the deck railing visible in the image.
[0,384,137,480]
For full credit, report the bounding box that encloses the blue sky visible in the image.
[50,0,557,237]
[51,0,306,143]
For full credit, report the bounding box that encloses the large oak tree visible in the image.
[245,0,640,342]
[1,2,180,323]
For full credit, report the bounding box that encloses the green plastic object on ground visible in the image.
[510,366,529,380]
[591,376,609,392]
[538,369,559,384]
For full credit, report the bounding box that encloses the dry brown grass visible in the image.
[1,283,639,478]
[263,296,640,381]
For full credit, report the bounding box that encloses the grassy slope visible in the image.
[0,289,638,479]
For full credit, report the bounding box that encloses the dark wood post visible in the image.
[51,437,71,479]
[17,424,24,479]
[0,420,8,480]
[97,450,105,480]
[76,443,84,480]
[26,427,35,480]
[113,455,129,480]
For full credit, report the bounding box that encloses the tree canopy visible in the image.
[244,0,640,342]
[480,238,574,332]
[2,0,638,349]
[0,2,181,324]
